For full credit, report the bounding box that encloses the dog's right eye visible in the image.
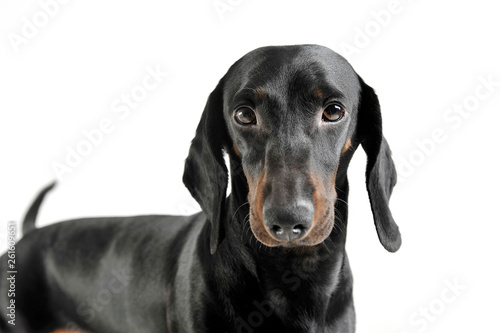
[322,103,345,123]
[234,107,257,125]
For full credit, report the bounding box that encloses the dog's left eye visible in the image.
[322,103,345,122]
[234,107,257,125]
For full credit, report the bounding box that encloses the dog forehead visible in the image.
[224,45,360,104]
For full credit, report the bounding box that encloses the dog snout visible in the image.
[263,200,314,241]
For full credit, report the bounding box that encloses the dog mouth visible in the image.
[244,167,337,248]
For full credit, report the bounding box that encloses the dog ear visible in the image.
[357,76,401,252]
[183,79,229,254]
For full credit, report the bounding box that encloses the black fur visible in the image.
[0,44,400,333]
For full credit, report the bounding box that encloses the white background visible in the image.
[1,0,499,332]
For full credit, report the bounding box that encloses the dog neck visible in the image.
[204,167,355,330]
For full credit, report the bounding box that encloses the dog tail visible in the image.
[22,181,57,235]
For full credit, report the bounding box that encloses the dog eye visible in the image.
[322,103,345,122]
[234,107,257,125]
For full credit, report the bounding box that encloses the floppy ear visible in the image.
[183,79,229,254]
[357,76,401,252]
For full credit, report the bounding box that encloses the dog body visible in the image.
[0,45,400,333]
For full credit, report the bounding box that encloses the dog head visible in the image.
[183,45,401,254]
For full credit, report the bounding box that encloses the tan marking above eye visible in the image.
[254,88,267,101]
[313,87,323,99]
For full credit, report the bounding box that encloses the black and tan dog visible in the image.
[0,44,401,333]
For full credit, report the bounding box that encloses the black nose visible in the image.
[263,201,314,241]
